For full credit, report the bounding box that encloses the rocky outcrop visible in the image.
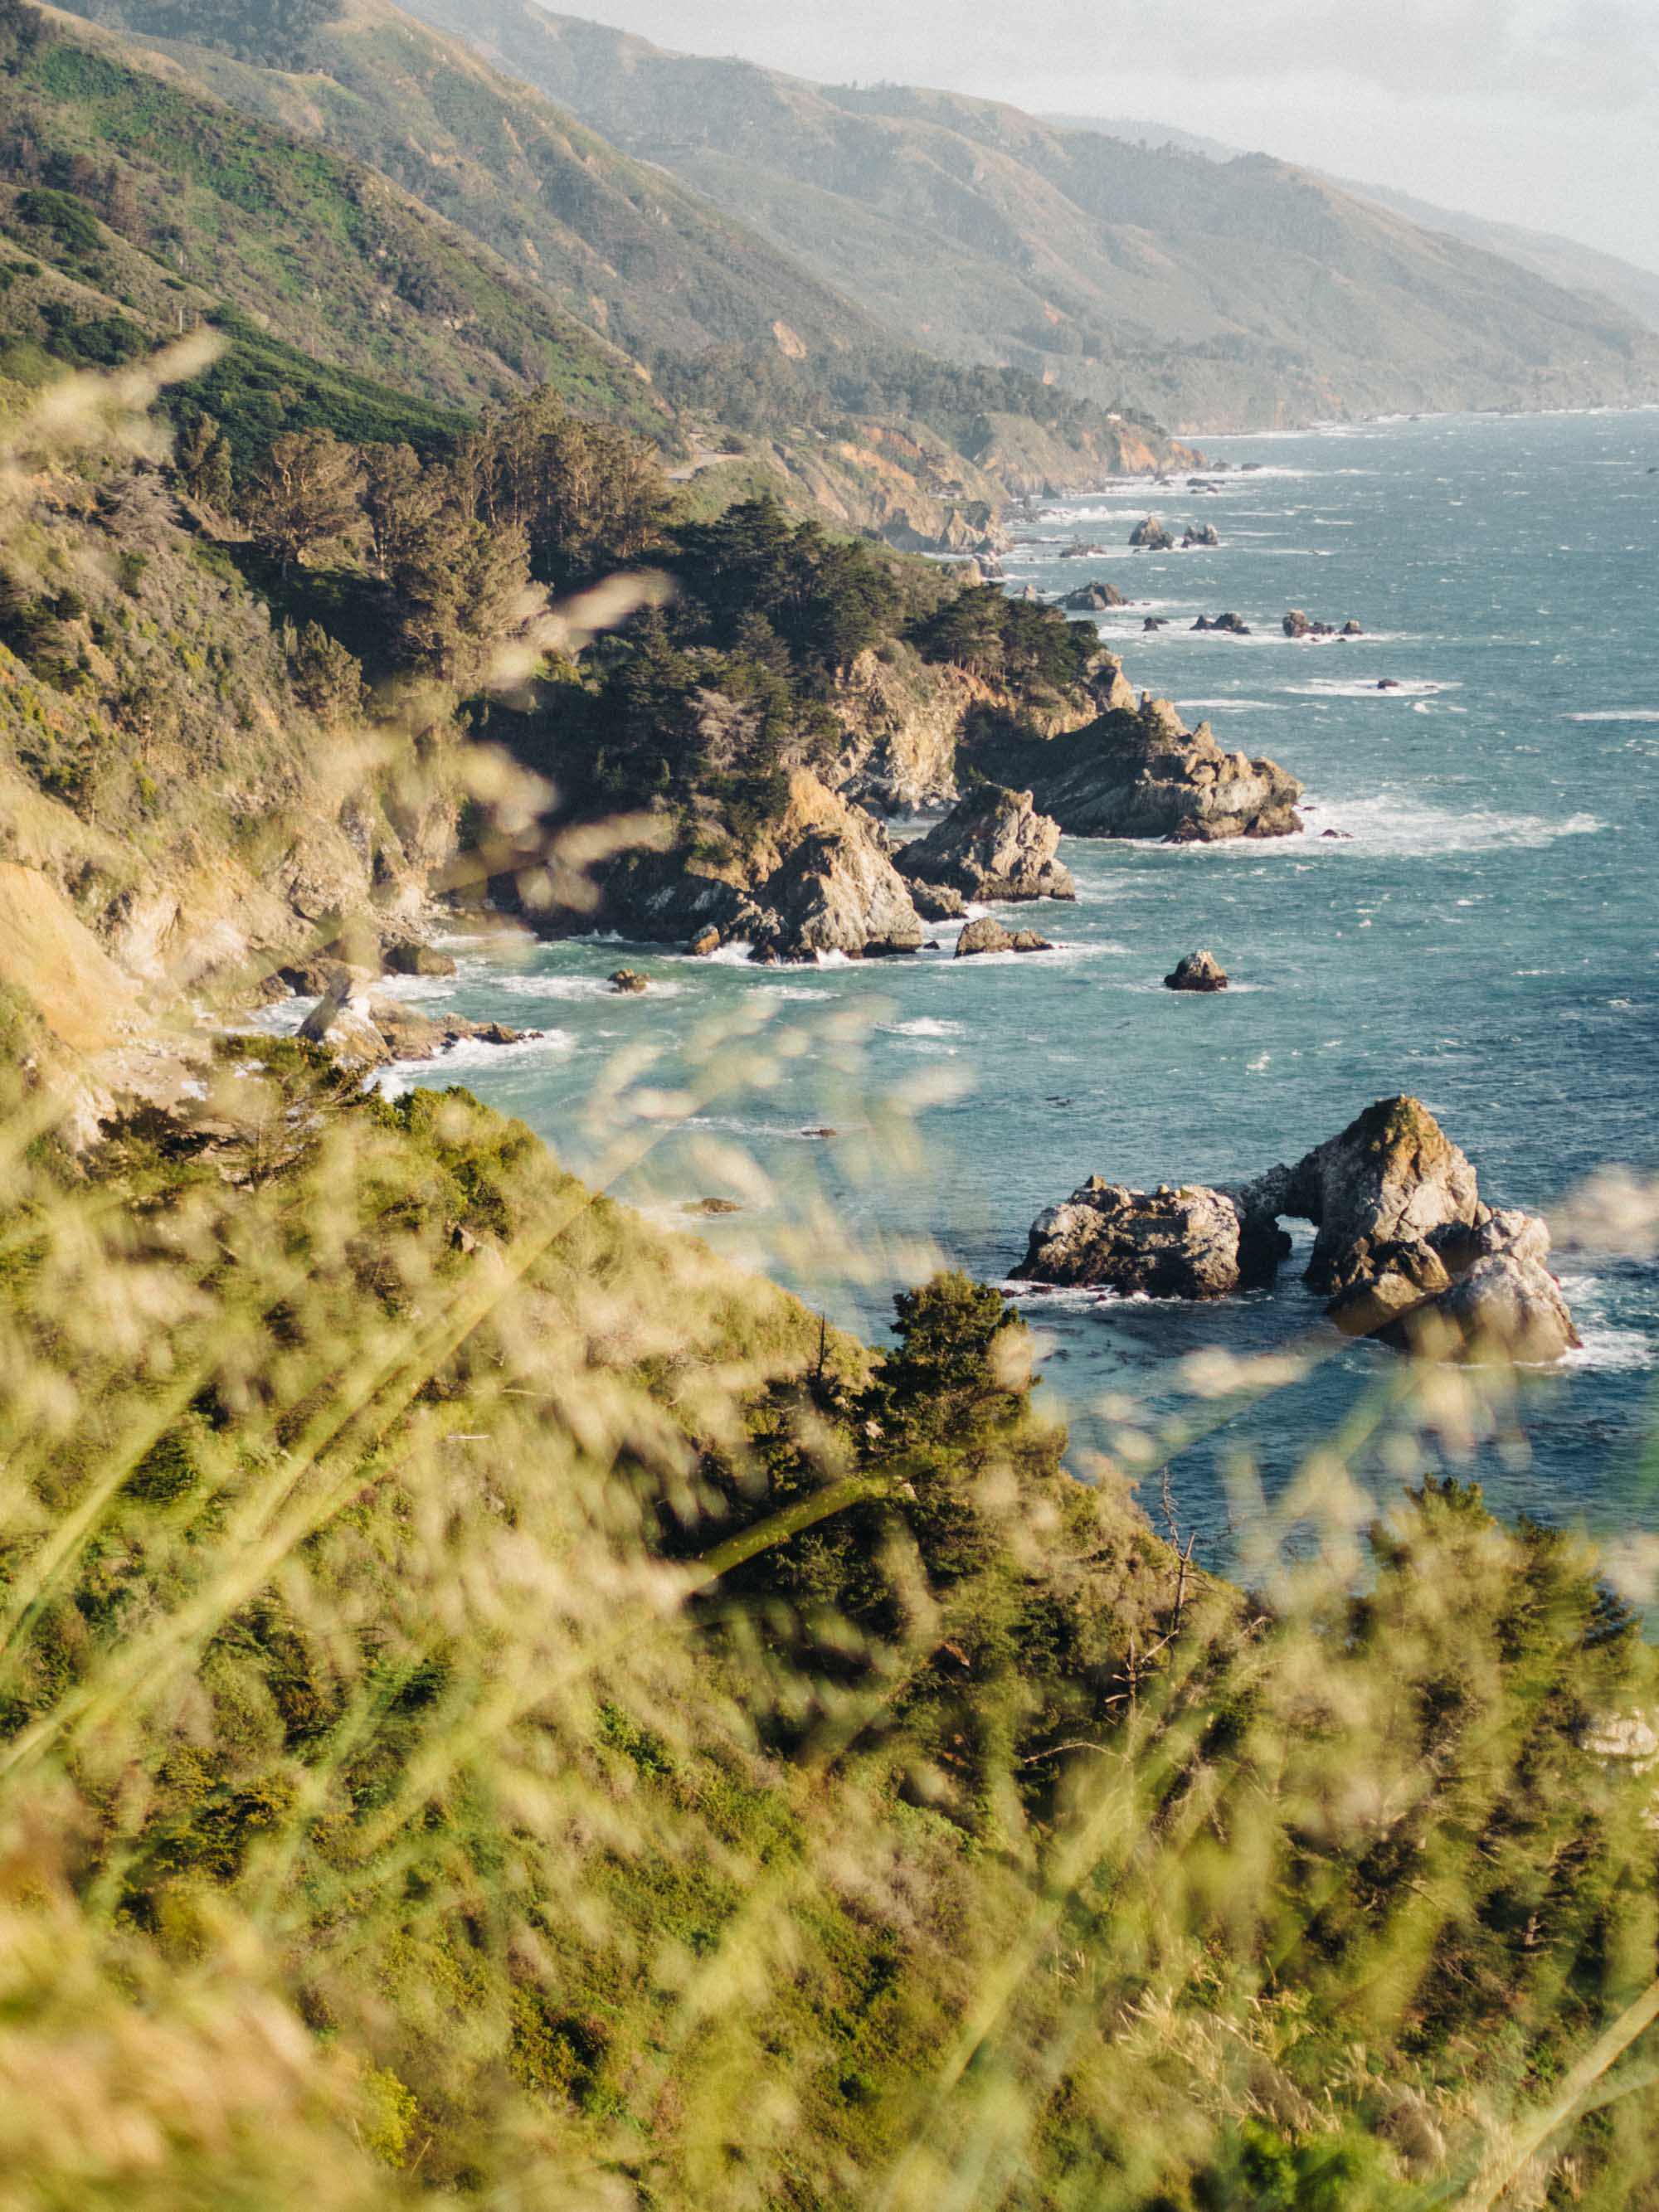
[1192,611,1250,635]
[299,980,532,1072]
[1062,581,1126,612]
[1238,1096,1481,1299]
[1130,515,1173,551]
[747,821,924,963]
[1385,1249,1579,1364]
[1020,1097,1579,1359]
[383,939,458,978]
[1181,523,1220,548]
[1240,1100,1580,1357]
[1284,610,1365,639]
[591,770,927,962]
[966,693,1303,843]
[908,880,967,921]
[1165,950,1228,993]
[1021,1182,1281,1299]
[898,785,1075,903]
[954,917,1053,958]
[610,969,649,994]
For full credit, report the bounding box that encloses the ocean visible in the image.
[343,407,1659,1573]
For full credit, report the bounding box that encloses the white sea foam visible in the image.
[1304,795,1605,856]
[479,971,615,1001]
[1174,698,1287,713]
[881,1018,965,1038]
[1283,676,1456,698]
[1564,709,1659,723]
[236,999,309,1037]
[371,1027,575,1097]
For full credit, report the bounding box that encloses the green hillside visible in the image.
[52,0,894,372]
[1,2,658,426]
[415,0,1659,430]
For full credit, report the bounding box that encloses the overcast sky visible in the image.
[550,0,1659,274]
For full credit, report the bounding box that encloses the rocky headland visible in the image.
[1021,1096,1579,1362]
[966,683,1304,844]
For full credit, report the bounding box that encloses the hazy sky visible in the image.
[548,0,1659,274]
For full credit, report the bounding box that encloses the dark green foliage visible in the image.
[179,320,469,473]
[13,182,100,255]
[666,498,892,691]
[56,0,345,69]
[911,582,1097,693]
[654,338,1124,455]
[0,0,46,76]
[470,384,673,592]
[285,616,364,722]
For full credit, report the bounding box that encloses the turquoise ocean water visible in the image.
[336,409,1659,1567]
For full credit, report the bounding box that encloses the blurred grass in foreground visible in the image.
[1,1023,1657,2212]
[0,351,1657,2212]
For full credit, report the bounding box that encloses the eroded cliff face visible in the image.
[830,644,1102,814]
[590,767,927,961]
[0,465,460,1043]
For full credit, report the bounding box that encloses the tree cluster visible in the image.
[209,388,674,693]
[910,581,1097,693]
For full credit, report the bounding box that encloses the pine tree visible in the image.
[244,430,362,575]
[174,411,233,514]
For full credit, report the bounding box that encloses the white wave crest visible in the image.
[1305,795,1605,856]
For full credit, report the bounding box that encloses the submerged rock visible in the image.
[1165,949,1228,993]
[1130,514,1173,550]
[1192,610,1251,635]
[898,785,1075,903]
[966,692,1302,843]
[610,969,650,994]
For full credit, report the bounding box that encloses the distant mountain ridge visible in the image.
[1044,111,1659,339]
[393,0,1659,432]
[9,0,1191,557]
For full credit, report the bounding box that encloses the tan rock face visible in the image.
[1023,1182,1248,1299]
[966,691,1303,843]
[1241,1096,1481,1297]
[898,784,1074,903]
[0,863,139,1053]
[830,648,1098,814]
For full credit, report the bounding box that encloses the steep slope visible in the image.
[47,0,893,372]
[1,4,658,427]
[27,0,1192,538]
[1047,111,1659,340]
[409,0,1659,431]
